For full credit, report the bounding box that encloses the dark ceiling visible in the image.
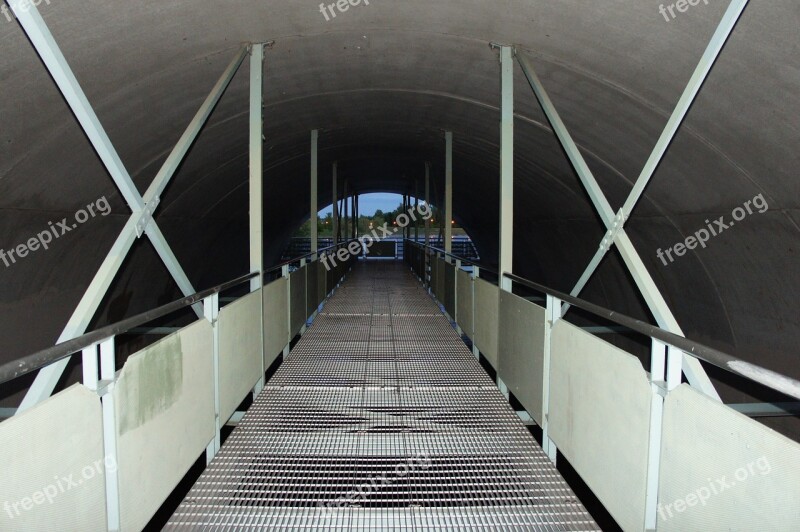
[0,1,798,426]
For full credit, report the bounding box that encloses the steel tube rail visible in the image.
[404,239,497,275]
[406,239,800,400]
[265,239,358,275]
[0,272,258,385]
[503,272,800,401]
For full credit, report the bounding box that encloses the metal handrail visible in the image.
[0,271,258,386]
[266,239,358,275]
[404,238,498,275]
[407,240,800,400]
[504,273,800,401]
[0,239,361,386]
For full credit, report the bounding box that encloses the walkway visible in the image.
[166,261,598,530]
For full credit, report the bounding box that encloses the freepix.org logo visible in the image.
[4,455,117,520]
[656,193,768,266]
[318,0,370,22]
[1,0,52,24]
[0,196,112,269]
[321,202,431,271]
[659,0,710,22]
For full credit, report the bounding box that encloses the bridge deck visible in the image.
[166,261,599,530]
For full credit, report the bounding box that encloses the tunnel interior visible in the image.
[0,0,798,442]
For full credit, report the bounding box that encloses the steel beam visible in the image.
[343,179,349,242]
[144,223,202,314]
[249,44,266,398]
[13,8,248,411]
[148,47,249,204]
[517,52,721,400]
[444,131,453,254]
[7,0,143,212]
[517,53,614,225]
[414,181,420,243]
[350,191,358,238]
[499,46,514,292]
[557,0,749,315]
[249,44,264,291]
[728,402,800,417]
[17,218,139,413]
[424,162,431,249]
[311,130,319,253]
[621,0,749,217]
[332,163,338,245]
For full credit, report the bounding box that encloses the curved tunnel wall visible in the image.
[0,1,798,429]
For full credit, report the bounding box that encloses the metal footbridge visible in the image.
[166,261,598,530]
[2,245,799,531]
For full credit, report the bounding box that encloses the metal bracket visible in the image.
[651,380,668,398]
[249,40,275,57]
[96,379,114,398]
[599,209,627,252]
[135,197,160,238]
[489,42,516,60]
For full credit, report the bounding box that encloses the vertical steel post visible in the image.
[414,181,420,243]
[499,45,514,292]
[543,294,560,464]
[472,267,480,359]
[455,259,463,335]
[282,265,291,357]
[424,162,431,249]
[249,44,266,398]
[343,179,349,242]
[99,337,120,531]
[645,339,668,530]
[310,130,319,255]
[204,294,221,464]
[249,43,264,292]
[445,131,453,254]
[350,193,358,239]
[332,163,338,245]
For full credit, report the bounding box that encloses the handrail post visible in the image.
[666,345,683,392]
[498,45,514,293]
[282,264,291,357]
[644,338,668,530]
[300,258,308,335]
[543,294,560,464]
[454,259,463,336]
[252,271,265,399]
[81,343,100,392]
[471,266,480,359]
[100,337,121,531]
[82,339,121,530]
[204,293,221,464]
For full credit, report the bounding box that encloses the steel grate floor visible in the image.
[166,261,599,531]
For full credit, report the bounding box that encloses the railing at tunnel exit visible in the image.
[0,240,798,531]
[404,239,800,531]
[281,235,480,263]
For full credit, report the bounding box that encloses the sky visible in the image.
[319,193,406,217]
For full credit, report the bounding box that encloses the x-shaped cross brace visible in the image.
[10,0,251,411]
[516,0,750,400]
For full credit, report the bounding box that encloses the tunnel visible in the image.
[0,0,799,530]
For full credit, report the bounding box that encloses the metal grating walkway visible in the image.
[166,261,599,531]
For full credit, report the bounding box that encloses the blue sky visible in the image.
[319,193,407,216]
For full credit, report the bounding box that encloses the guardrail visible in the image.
[406,239,800,401]
[0,239,359,531]
[405,238,800,531]
[0,240,357,386]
